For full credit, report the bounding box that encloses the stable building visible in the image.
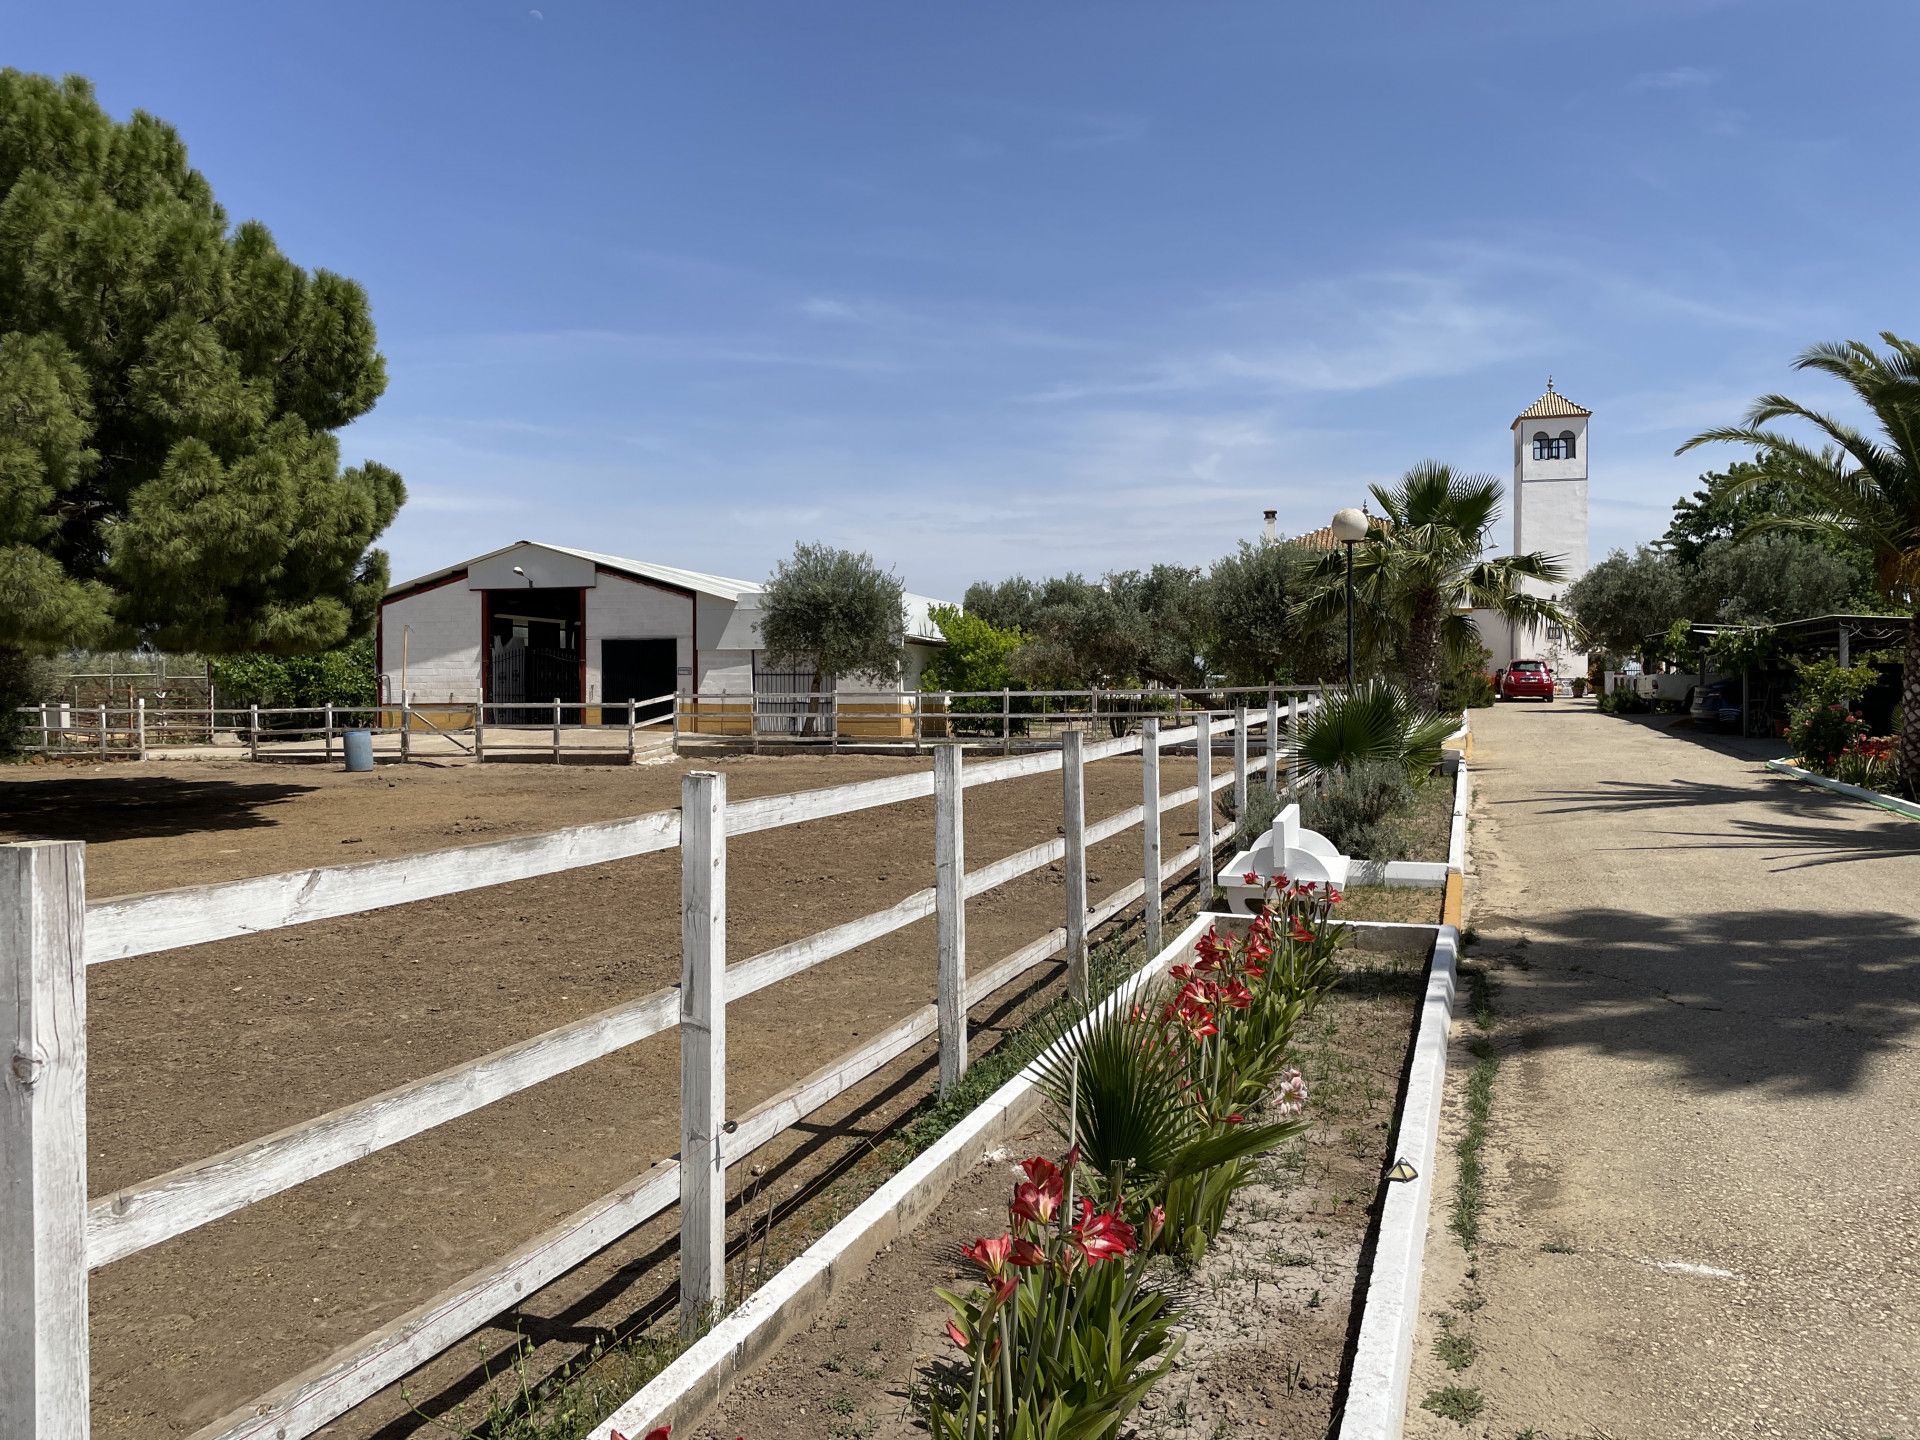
[377,541,947,732]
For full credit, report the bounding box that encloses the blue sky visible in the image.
[7,1,1913,599]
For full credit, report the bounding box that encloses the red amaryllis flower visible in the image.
[1020,1155,1061,1191]
[1010,1174,1064,1227]
[1009,1237,1047,1269]
[1289,917,1315,945]
[946,1318,970,1350]
[1325,887,1344,905]
[962,1234,1016,1278]
[610,1430,672,1440]
[1194,929,1231,966]
[1241,869,1262,885]
[1222,979,1254,1010]
[1144,1204,1167,1248]
[1069,1199,1137,1264]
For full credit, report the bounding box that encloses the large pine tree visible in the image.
[0,70,404,681]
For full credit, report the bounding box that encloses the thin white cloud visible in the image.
[1026,270,1538,403]
[1631,65,1719,90]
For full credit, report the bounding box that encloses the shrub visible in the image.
[210,637,376,724]
[1287,679,1455,782]
[1233,782,1282,849]
[1785,657,1877,774]
[0,649,60,757]
[1299,760,1417,860]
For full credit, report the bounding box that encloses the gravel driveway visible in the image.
[1403,698,1920,1439]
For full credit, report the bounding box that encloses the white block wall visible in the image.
[381,581,482,703]
[585,573,694,703]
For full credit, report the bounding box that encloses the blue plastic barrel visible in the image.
[343,728,375,772]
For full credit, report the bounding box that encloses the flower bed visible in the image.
[682,900,1429,1440]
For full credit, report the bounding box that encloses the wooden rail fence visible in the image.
[12,686,1315,765]
[2,709,1292,1440]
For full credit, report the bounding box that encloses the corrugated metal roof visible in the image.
[387,541,948,642]
[1513,383,1591,425]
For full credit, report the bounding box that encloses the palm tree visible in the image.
[1680,333,1920,795]
[1293,461,1571,710]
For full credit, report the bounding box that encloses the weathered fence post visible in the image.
[1,841,91,1440]
[97,703,107,760]
[135,697,147,762]
[679,770,727,1333]
[473,699,486,763]
[935,745,968,1095]
[551,697,562,763]
[627,698,637,765]
[1000,688,1012,757]
[38,703,49,751]
[1061,729,1089,1000]
[1089,686,1099,739]
[323,702,334,762]
[399,697,412,764]
[670,690,681,755]
[1266,689,1280,791]
[1141,717,1161,960]
[1233,705,1249,827]
[1195,710,1213,880]
[249,703,260,763]
[912,691,923,753]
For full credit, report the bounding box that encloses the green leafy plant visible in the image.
[1033,880,1340,1258]
[922,605,1026,737]
[1233,782,1282,850]
[1784,657,1878,773]
[1298,760,1417,860]
[1286,679,1455,782]
[210,636,375,724]
[924,1150,1180,1440]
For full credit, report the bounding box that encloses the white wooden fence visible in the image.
[2,707,1297,1440]
[13,685,1314,764]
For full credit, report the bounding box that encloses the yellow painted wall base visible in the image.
[378,704,479,731]
[1442,871,1465,928]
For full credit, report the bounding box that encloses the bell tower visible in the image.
[1505,379,1591,680]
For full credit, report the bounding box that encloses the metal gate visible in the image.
[751,661,831,737]
[489,643,580,725]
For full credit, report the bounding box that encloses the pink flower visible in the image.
[1275,1067,1308,1116]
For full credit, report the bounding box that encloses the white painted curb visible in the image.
[1764,759,1920,821]
[1337,925,1460,1440]
[586,911,1216,1440]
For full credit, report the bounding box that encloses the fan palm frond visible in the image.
[1286,679,1454,781]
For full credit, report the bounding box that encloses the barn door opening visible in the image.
[600,638,677,727]
[487,587,584,725]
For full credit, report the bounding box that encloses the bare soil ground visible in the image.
[0,750,1231,1440]
[697,957,1423,1440]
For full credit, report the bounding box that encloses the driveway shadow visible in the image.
[0,774,314,844]
[1473,904,1920,1097]
[1505,775,1920,870]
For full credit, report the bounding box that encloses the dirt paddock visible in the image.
[0,748,1233,1439]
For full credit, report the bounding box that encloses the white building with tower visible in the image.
[1476,380,1592,687]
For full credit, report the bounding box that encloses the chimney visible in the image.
[1262,509,1277,544]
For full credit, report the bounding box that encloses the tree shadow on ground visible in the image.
[0,774,314,844]
[1500,775,1920,869]
[1472,903,1920,1097]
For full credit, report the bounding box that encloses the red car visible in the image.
[1498,659,1555,701]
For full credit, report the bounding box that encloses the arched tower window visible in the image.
[1533,431,1576,460]
[1532,431,1551,460]
[1558,429,1577,459]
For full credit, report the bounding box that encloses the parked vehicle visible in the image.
[1498,659,1555,701]
[1690,678,1743,729]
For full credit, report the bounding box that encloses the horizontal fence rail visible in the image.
[7,706,1289,1440]
[14,686,1317,766]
